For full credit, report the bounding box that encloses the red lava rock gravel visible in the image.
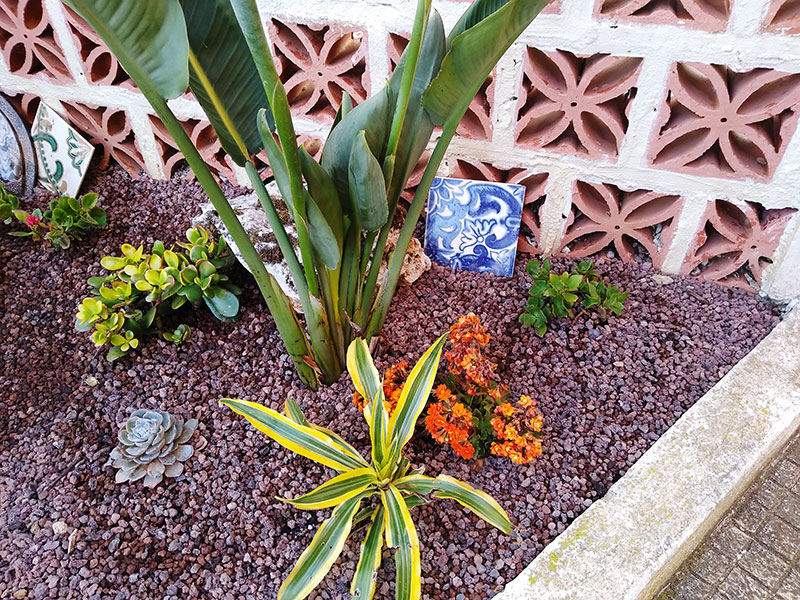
[0,165,780,599]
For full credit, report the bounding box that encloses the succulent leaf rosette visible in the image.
[110,409,198,487]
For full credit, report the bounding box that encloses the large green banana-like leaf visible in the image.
[305,192,341,270]
[220,398,369,471]
[349,130,389,231]
[422,0,549,127]
[299,146,345,243]
[387,334,447,452]
[350,506,385,600]
[382,486,421,600]
[394,474,511,534]
[279,468,377,510]
[257,110,295,211]
[278,490,370,600]
[321,89,392,202]
[64,0,189,99]
[180,0,271,165]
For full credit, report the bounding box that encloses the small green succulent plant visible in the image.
[0,183,20,224]
[76,226,241,361]
[4,188,107,249]
[520,259,629,336]
[109,409,198,487]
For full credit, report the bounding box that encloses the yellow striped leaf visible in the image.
[284,399,369,465]
[350,506,385,600]
[346,338,382,415]
[220,398,367,472]
[394,473,511,534]
[387,334,447,453]
[346,339,392,469]
[369,387,390,471]
[279,468,378,510]
[381,485,421,600]
[278,490,369,600]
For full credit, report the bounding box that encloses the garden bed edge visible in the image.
[492,308,800,600]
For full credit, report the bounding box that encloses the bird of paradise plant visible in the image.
[220,334,510,599]
[64,0,551,389]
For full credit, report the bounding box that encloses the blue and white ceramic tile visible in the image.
[424,176,525,277]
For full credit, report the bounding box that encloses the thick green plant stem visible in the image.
[154,100,320,388]
[358,200,398,329]
[365,131,451,341]
[383,0,431,183]
[245,162,341,381]
[245,162,308,302]
[230,0,320,297]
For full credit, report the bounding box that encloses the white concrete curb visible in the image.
[493,309,800,600]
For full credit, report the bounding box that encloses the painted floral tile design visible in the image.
[682,199,796,290]
[595,0,731,31]
[31,102,94,196]
[515,48,643,159]
[762,0,800,34]
[451,159,548,254]
[269,18,368,123]
[0,0,72,81]
[425,176,525,277]
[648,62,800,181]
[559,180,683,268]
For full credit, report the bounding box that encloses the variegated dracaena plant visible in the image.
[220,334,510,600]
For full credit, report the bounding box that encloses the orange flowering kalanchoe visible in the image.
[490,395,544,465]
[425,384,476,460]
[352,360,409,416]
[445,315,507,398]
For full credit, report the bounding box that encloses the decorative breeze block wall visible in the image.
[648,62,800,180]
[595,0,732,31]
[514,49,643,159]
[269,18,369,123]
[558,181,683,270]
[1,0,800,300]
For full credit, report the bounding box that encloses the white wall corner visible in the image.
[762,215,800,301]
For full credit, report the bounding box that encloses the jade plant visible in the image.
[65,0,552,389]
[0,183,20,224]
[520,259,629,336]
[0,183,107,249]
[76,226,241,361]
[221,335,510,600]
[109,409,198,487]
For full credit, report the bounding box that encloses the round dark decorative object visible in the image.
[0,95,36,196]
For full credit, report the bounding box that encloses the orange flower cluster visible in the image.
[489,395,544,464]
[445,315,507,399]
[353,361,409,416]
[425,385,476,460]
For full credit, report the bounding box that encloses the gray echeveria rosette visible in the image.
[109,409,197,487]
